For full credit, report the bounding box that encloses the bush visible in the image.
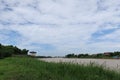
[0,43,29,58]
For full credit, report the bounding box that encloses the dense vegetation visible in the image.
[0,43,28,59]
[65,52,120,58]
[0,57,120,80]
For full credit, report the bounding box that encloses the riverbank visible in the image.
[39,58,120,71]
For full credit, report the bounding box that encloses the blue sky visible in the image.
[0,0,120,56]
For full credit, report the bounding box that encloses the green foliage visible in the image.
[0,57,120,80]
[0,43,29,58]
[21,49,29,55]
[65,52,120,59]
[66,53,89,58]
[65,53,76,58]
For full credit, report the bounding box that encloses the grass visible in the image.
[0,57,120,80]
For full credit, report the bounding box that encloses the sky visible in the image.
[0,0,120,56]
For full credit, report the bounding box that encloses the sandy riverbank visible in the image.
[39,58,120,71]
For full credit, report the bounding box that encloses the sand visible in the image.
[39,58,120,71]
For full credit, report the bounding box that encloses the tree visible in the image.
[114,51,120,56]
[0,43,29,59]
[65,53,76,58]
[13,46,21,55]
[21,49,29,55]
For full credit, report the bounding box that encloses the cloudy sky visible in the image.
[0,0,120,56]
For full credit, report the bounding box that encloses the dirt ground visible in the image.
[39,58,120,71]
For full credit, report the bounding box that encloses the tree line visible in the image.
[65,52,120,59]
[0,43,29,59]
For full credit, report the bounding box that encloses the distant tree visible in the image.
[0,44,3,58]
[77,54,89,58]
[3,46,13,57]
[113,51,120,56]
[65,53,76,58]
[13,46,22,55]
[96,53,103,58]
[0,43,2,48]
[84,54,89,57]
[21,49,29,55]
[78,54,83,58]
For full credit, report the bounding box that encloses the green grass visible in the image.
[0,57,120,80]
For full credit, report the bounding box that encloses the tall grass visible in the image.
[0,57,120,80]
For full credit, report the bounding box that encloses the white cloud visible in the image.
[100,29,120,40]
[0,0,120,56]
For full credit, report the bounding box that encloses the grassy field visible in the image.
[0,57,120,80]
